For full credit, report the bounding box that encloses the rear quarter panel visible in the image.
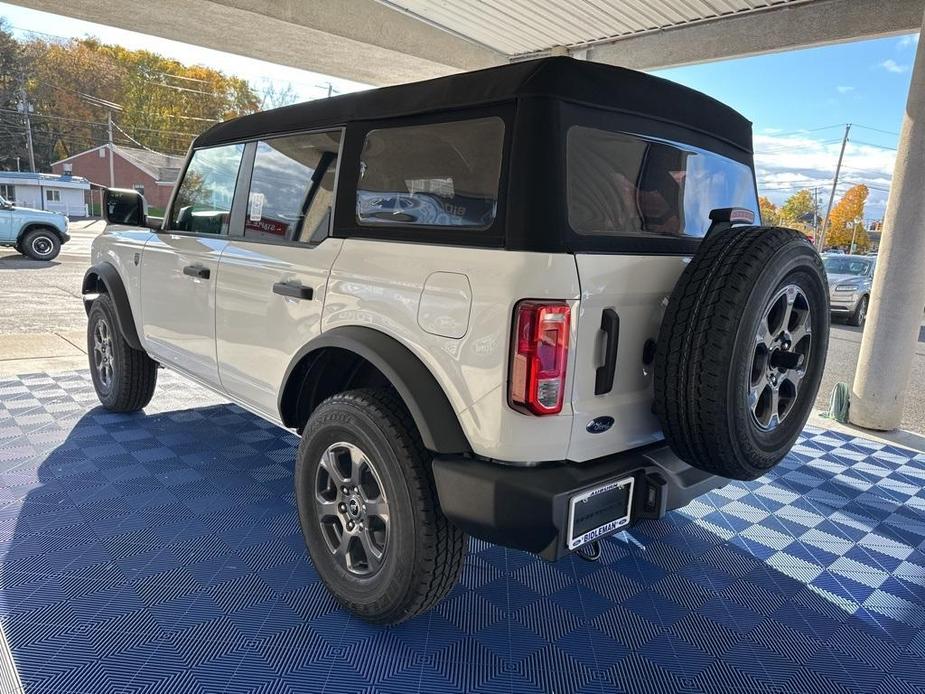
[323,238,581,463]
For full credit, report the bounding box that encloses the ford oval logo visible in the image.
[586,416,614,434]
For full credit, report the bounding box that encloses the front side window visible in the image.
[245,131,341,243]
[567,126,758,239]
[0,184,14,202]
[169,143,244,235]
[356,117,504,229]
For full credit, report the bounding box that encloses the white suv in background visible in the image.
[84,58,829,624]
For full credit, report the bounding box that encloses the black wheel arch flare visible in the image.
[279,326,471,455]
[81,263,143,351]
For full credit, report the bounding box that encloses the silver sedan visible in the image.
[823,254,875,327]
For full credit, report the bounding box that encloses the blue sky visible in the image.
[1,2,916,221]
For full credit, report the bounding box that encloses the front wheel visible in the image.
[295,388,467,624]
[849,295,869,327]
[87,293,158,411]
[21,228,61,261]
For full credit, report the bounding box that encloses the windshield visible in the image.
[567,126,758,238]
[824,257,871,276]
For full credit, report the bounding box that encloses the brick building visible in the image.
[51,144,185,212]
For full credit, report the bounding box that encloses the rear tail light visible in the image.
[510,300,571,415]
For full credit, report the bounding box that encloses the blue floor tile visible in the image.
[1,369,924,693]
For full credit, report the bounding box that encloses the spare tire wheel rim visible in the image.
[31,235,53,257]
[749,284,812,431]
[314,442,390,576]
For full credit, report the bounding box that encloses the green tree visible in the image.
[0,21,31,169]
[778,189,817,238]
[781,190,814,224]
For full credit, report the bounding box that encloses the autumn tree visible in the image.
[824,184,870,252]
[4,34,262,169]
[759,196,780,225]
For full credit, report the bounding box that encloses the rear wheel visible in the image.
[654,227,829,481]
[87,293,158,411]
[21,228,60,261]
[295,388,466,624]
[849,294,869,327]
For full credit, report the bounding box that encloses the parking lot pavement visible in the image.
[816,318,925,434]
[0,368,922,693]
[0,219,102,376]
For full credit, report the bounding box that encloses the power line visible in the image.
[849,140,898,151]
[853,124,900,137]
[0,106,207,136]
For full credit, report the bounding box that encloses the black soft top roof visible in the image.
[195,57,752,154]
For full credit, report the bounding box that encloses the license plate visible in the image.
[566,477,634,550]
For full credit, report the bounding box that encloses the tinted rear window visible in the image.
[567,126,758,238]
[356,117,504,229]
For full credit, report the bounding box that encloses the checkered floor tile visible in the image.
[1,370,923,693]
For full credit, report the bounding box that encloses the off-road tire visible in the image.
[654,226,829,481]
[87,293,158,412]
[295,388,467,624]
[848,295,869,327]
[21,228,61,261]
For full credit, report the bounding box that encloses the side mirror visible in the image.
[104,188,146,226]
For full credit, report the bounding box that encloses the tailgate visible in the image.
[567,253,689,462]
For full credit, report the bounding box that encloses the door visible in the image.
[215,130,343,418]
[0,205,12,242]
[564,125,760,462]
[140,142,245,386]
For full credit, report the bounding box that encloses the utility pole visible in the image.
[817,123,851,251]
[17,84,35,173]
[107,110,115,188]
[316,81,337,98]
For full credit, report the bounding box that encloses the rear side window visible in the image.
[567,126,758,239]
[169,143,244,235]
[245,131,341,243]
[356,117,504,229]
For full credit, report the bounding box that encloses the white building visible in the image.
[0,171,90,217]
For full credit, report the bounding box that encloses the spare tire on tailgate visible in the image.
[654,226,829,481]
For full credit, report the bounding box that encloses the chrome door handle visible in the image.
[183,264,210,279]
[273,281,313,300]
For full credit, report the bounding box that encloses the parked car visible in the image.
[823,254,875,326]
[0,195,70,260]
[82,57,829,623]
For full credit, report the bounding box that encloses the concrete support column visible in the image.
[850,16,925,430]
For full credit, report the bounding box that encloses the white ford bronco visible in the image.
[84,58,829,624]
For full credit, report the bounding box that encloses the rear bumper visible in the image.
[432,444,726,561]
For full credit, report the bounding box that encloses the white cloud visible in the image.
[754,134,895,221]
[836,85,855,94]
[880,59,909,73]
[898,35,919,49]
